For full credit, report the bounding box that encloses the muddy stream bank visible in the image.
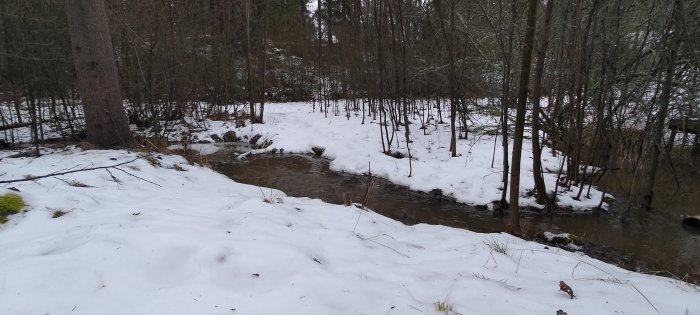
[206,150,700,284]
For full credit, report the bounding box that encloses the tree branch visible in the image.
[0,156,143,184]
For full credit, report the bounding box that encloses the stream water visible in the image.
[207,150,700,283]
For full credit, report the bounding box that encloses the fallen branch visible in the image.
[0,156,143,184]
[0,122,32,131]
[112,166,162,187]
[105,168,122,184]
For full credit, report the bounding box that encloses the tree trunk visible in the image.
[447,0,457,158]
[245,0,255,122]
[434,0,458,157]
[641,0,681,211]
[257,0,270,124]
[499,0,516,210]
[508,0,537,234]
[65,0,132,148]
[316,0,322,113]
[530,0,554,205]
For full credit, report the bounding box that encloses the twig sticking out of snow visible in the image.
[360,161,374,209]
[355,233,409,258]
[571,260,660,314]
[571,260,625,283]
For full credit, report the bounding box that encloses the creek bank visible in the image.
[3,148,698,314]
[207,151,700,284]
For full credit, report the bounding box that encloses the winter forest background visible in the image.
[1,0,699,219]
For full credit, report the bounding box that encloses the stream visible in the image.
[207,149,700,284]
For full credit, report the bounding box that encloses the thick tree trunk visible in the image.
[508,0,537,234]
[65,0,132,148]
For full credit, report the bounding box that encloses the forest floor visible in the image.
[1,147,698,314]
[177,102,608,211]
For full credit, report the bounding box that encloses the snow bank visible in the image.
[0,148,696,314]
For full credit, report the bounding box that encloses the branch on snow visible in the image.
[0,155,161,187]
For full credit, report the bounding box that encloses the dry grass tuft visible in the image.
[144,155,162,167]
[484,238,511,256]
[65,179,92,187]
[170,164,186,171]
[434,299,454,314]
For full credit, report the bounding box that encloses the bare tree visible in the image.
[257,0,271,124]
[434,0,458,157]
[641,0,682,211]
[508,0,537,234]
[530,0,554,205]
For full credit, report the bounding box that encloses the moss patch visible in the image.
[0,193,26,223]
[222,130,237,142]
[210,134,223,143]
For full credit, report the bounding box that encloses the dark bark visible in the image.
[434,0,457,157]
[256,0,270,124]
[0,122,32,131]
[530,0,554,205]
[641,0,681,211]
[499,0,517,210]
[508,0,537,234]
[245,0,255,121]
[65,0,132,148]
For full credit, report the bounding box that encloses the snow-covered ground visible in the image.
[193,102,608,210]
[0,147,697,314]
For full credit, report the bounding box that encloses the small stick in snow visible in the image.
[105,168,122,184]
[360,162,373,209]
[355,234,409,258]
[351,209,364,235]
[113,167,162,187]
[407,305,423,312]
[483,251,498,268]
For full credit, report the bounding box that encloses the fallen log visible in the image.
[0,122,32,131]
